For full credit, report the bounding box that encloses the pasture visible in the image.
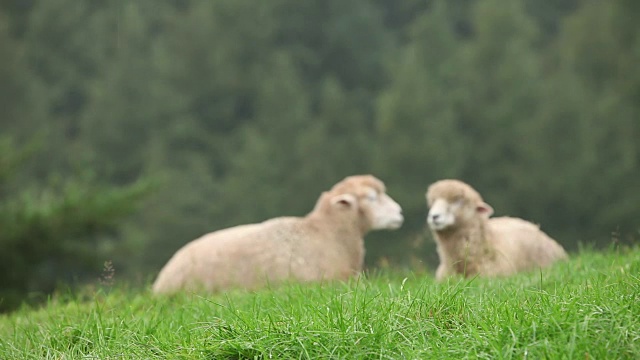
[1,247,638,359]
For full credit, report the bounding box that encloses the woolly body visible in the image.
[426,179,567,280]
[153,175,403,294]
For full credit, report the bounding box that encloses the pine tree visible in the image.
[0,138,150,312]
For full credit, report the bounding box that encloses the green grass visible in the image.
[1,247,639,359]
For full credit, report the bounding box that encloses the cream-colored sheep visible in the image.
[425,179,567,281]
[152,175,404,294]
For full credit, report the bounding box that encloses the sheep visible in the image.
[425,179,567,281]
[152,175,404,295]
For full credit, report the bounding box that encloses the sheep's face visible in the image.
[324,175,404,231]
[359,187,404,230]
[426,180,494,232]
[427,198,467,231]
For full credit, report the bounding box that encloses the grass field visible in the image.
[1,246,638,359]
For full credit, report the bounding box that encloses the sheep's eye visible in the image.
[366,192,379,201]
[451,198,465,208]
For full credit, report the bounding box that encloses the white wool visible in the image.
[152,175,403,294]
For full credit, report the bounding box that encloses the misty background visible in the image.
[1,0,638,312]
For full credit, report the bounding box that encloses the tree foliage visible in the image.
[0,0,638,309]
[0,138,151,312]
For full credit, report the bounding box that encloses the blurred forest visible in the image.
[1,0,639,311]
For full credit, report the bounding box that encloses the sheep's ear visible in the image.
[330,194,357,209]
[476,202,494,217]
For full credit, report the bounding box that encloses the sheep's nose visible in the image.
[430,214,440,221]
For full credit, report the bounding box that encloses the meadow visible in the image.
[1,247,638,359]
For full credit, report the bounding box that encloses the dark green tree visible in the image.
[4,0,637,281]
[451,0,546,214]
[529,0,640,246]
[0,138,150,313]
[143,0,395,271]
[372,0,470,266]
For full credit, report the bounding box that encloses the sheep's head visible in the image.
[425,179,494,232]
[315,175,404,233]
